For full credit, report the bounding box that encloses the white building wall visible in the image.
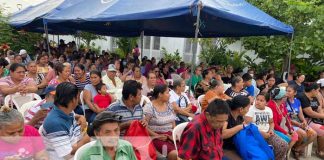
[54,35,255,66]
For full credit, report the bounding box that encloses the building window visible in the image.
[153,37,160,50]
[144,36,151,49]
[184,38,192,53]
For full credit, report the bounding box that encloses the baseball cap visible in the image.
[107,64,117,72]
[274,87,286,100]
[19,49,27,55]
[317,78,324,88]
[87,111,122,137]
[42,85,56,95]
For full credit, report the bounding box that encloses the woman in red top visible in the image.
[93,83,113,111]
[267,87,298,151]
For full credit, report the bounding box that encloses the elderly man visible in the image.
[19,49,32,65]
[102,64,123,91]
[81,111,137,160]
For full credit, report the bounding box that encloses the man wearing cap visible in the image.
[19,49,32,65]
[80,111,137,160]
[102,64,123,91]
[24,85,56,129]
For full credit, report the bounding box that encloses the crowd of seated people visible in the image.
[0,41,323,160]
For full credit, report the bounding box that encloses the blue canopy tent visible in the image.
[10,0,294,76]
[43,0,293,37]
[9,0,83,34]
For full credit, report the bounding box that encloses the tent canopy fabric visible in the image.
[10,0,294,37]
[9,0,82,34]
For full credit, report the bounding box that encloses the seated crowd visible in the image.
[0,44,324,160]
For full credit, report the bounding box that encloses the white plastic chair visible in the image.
[254,87,260,97]
[140,95,151,107]
[304,142,313,158]
[4,93,42,109]
[172,122,188,156]
[19,100,43,116]
[74,141,96,160]
[196,94,205,114]
[223,84,231,93]
[80,91,86,117]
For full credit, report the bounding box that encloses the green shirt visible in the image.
[80,139,137,160]
[1,68,9,77]
[188,74,202,90]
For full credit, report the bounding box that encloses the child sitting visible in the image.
[245,93,289,160]
[94,83,113,110]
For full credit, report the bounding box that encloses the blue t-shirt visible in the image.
[286,98,301,114]
[245,85,255,97]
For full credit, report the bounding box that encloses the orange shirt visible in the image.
[201,90,228,112]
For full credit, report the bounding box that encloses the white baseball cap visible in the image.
[317,78,324,88]
[107,64,117,72]
[19,49,27,55]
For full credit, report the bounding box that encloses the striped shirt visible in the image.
[73,73,91,90]
[107,99,143,122]
[41,106,82,160]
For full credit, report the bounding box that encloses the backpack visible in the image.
[233,124,275,160]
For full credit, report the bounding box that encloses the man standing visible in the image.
[178,99,230,160]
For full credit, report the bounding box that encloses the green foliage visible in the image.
[0,4,42,54]
[75,31,106,48]
[199,38,246,70]
[161,47,182,66]
[243,0,324,80]
[115,37,139,58]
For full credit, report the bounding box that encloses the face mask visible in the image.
[40,102,54,110]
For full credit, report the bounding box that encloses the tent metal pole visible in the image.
[43,21,51,55]
[287,33,294,76]
[189,1,202,94]
[141,31,144,59]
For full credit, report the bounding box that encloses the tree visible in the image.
[243,0,324,80]
[115,37,139,58]
[75,31,106,48]
[0,4,42,54]
[199,38,246,71]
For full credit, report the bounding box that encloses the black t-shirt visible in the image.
[222,74,235,84]
[297,93,320,118]
[225,87,249,98]
[288,80,305,95]
[223,114,244,150]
